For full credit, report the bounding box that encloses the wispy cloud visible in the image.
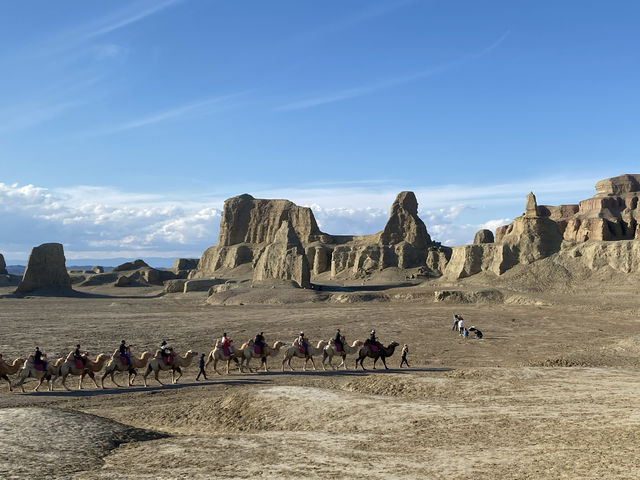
[81,0,183,40]
[277,29,511,111]
[89,93,247,135]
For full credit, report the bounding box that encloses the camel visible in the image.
[143,350,198,387]
[101,350,152,388]
[0,358,26,391]
[13,356,64,392]
[355,341,400,370]
[205,340,242,375]
[282,340,328,372]
[52,352,110,391]
[322,339,364,370]
[240,340,287,373]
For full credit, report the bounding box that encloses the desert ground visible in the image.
[1,271,640,479]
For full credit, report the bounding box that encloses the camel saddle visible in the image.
[119,354,128,365]
[74,359,84,369]
[34,361,47,371]
[163,353,175,365]
[222,345,231,356]
[254,344,262,355]
[298,345,306,354]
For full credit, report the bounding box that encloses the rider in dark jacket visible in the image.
[333,329,344,352]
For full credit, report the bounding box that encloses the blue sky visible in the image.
[0,0,638,265]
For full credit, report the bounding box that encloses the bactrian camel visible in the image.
[322,339,364,370]
[355,341,400,370]
[143,350,198,387]
[52,352,110,391]
[282,340,328,372]
[101,350,152,388]
[240,341,287,373]
[0,358,25,391]
[206,340,242,375]
[14,356,64,392]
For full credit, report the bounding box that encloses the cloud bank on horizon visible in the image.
[0,175,600,264]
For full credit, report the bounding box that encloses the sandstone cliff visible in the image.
[252,221,311,288]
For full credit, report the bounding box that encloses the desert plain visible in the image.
[1,265,639,480]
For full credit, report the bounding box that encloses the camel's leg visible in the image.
[205,352,214,369]
[339,354,347,370]
[154,369,163,385]
[322,352,328,371]
[79,373,84,390]
[129,369,137,386]
[214,359,222,376]
[2,375,11,392]
[281,357,287,372]
[309,357,316,371]
[89,372,99,388]
[174,367,182,383]
[262,357,269,372]
[381,356,389,370]
[62,374,71,391]
[226,358,231,375]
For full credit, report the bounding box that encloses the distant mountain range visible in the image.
[4,257,178,276]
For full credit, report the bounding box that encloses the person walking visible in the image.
[196,353,208,381]
[400,344,410,367]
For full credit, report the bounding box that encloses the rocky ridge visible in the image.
[192,174,640,288]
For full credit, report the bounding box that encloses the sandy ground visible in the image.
[1,280,640,479]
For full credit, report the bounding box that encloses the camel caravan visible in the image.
[0,329,403,393]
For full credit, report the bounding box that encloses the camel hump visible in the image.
[240,342,250,350]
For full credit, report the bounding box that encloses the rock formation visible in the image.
[445,195,563,279]
[16,243,72,293]
[498,174,640,243]
[194,191,436,282]
[473,229,494,244]
[252,221,311,288]
[0,253,7,275]
[113,259,149,271]
[525,192,538,217]
[193,174,640,285]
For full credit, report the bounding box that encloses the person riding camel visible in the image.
[366,330,383,352]
[119,340,131,365]
[254,332,265,355]
[74,344,88,370]
[34,346,46,369]
[297,332,309,356]
[160,340,173,365]
[221,332,233,356]
[332,328,344,353]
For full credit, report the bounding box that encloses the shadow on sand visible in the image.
[18,367,452,396]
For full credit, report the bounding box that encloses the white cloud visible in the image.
[0,175,600,262]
